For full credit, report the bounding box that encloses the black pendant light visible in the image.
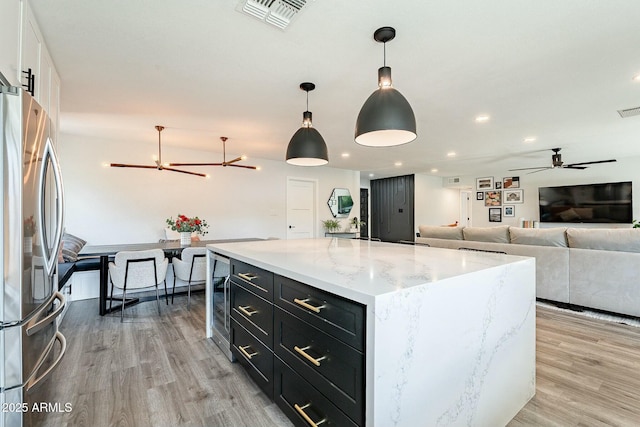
[286,82,329,166]
[355,26,417,147]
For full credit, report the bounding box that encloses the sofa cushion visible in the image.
[463,225,510,243]
[61,232,86,262]
[509,227,568,247]
[417,225,464,240]
[566,228,640,253]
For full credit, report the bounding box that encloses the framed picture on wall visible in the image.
[504,189,524,203]
[484,191,502,206]
[489,208,502,222]
[503,176,520,189]
[504,205,515,217]
[495,181,502,189]
[476,191,484,200]
[476,176,494,190]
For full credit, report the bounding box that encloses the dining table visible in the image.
[78,238,260,316]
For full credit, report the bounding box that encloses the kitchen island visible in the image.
[207,238,535,427]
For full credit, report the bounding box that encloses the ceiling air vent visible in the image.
[617,106,640,118]
[447,177,461,185]
[239,0,309,30]
[443,176,463,188]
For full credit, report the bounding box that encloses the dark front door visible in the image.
[359,188,369,238]
[370,175,415,242]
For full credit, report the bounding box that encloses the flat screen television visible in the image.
[538,181,632,223]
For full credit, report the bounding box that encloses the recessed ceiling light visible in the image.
[394,161,403,166]
[523,137,536,143]
[369,173,374,177]
[341,152,350,158]
[447,151,456,157]
[475,115,490,123]
[431,168,438,173]
[633,74,640,82]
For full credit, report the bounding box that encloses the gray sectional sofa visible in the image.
[416,225,640,317]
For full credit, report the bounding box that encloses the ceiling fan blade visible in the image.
[564,159,617,167]
[562,165,588,170]
[162,166,207,177]
[508,166,551,171]
[168,162,224,167]
[110,163,158,169]
[229,164,258,170]
[526,168,552,175]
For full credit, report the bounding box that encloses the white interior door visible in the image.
[460,190,472,227]
[286,178,316,239]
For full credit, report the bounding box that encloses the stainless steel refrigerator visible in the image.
[1,86,67,427]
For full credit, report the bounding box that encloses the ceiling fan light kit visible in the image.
[508,148,616,174]
[110,125,207,177]
[286,82,329,166]
[355,26,417,147]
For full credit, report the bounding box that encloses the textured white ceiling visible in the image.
[29,0,640,178]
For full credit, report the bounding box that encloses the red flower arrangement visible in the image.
[166,214,209,235]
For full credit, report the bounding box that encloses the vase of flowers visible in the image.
[166,214,209,245]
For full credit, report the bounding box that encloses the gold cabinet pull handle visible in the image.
[238,305,257,317]
[294,403,327,427]
[293,298,326,313]
[236,272,268,293]
[238,345,258,360]
[237,272,257,282]
[294,345,326,367]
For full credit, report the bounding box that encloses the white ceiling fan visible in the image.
[110,126,207,177]
[508,148,616,174]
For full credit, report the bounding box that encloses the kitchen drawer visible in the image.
[231,259,274,301]
[274,307,364,425]
[275,275,365,351]
[231,281,273,349]
[230,319,274,399]
[274,358,360,427]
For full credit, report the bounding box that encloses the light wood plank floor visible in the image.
[37,294,293,427]
[509,307,640,427]
[37,295,640,426]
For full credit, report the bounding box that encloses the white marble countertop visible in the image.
[207,238,531,304]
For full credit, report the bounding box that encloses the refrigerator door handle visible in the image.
[37,137,65,277]
[25,331,67,392]
[25,291,66,336]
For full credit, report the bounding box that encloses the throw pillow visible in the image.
[509,227,568,247]
[566,228,640,253]
[417,225,464,240]
[463,225,510,243]
[61,232,87,262]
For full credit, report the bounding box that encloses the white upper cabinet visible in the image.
[0,0,22,86]
[21,1,43,101]
[1,0,61,139]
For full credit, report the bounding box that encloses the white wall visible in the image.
[437,156,640,228]
[415,174,460,229]
[59,134,359,244]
